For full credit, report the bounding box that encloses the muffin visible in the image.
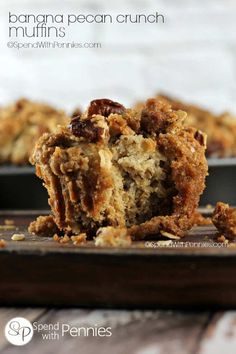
[149,94,236,158]
[0,98,69,164]
[30,98,208,240]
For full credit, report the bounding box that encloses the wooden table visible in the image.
[1,211,236,353]
[0,307,235,353]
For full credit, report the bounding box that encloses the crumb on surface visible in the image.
[217,235,229,244]
[53,234,70,244]
[53,234,60,242]
[206,204,213,209]
[4,219,14,226]
[0,225,16,230]
[71,233,87,245]
[212,202,236,239]
[59,235,70,244]
[11,233,25,241]
[0,239,6,248]
[160,230,180,240]
[95,227,132,247]
[28,215,59,237]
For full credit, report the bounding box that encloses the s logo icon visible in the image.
[5,317,33,346]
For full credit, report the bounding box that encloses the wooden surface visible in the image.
[0,307,236,353]
[1,211,236,308]
[1,212,236,353]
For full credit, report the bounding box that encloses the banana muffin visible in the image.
[30,98,208,240]
[150,94,236,158]
[0,98,69,164]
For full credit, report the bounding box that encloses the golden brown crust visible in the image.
[212,202,236,239]
[153,94,236,158]
[0,98,69,165]
[31,98,207,240]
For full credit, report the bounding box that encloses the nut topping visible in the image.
[194,130,206,146]
[69,117,104,143]
[87,99,125,118]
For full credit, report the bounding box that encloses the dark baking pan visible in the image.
[0,166,49,210]
[200,158,236,206]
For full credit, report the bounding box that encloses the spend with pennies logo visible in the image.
[4,317,33,346]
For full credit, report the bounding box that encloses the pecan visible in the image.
[194,130,205,146]
[69,117,104,143]
[87,99,125,118]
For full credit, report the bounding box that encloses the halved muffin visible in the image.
[31,98,208,239]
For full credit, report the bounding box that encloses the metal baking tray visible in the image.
[0,166,48,210]
[200,158,236,206]
[0,158,236,209]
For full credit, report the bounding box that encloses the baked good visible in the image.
[95,227,131,247]
[28,215,59,237]
[0,98,69,165]
[136,94,236,158]
[212,202,236,239]
[30,98,207,240]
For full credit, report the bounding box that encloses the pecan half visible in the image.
[69,117,104,143]
[87,99,125,118]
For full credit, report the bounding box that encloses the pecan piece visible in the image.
[194,130,206,147]
[87,99,125,118]
[69,117,104,143]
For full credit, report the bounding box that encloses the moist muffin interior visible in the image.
[41,128,176,234]
[111,135,175,226]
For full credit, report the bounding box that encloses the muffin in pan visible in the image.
[30,98,208,239]
[0,98,69,165]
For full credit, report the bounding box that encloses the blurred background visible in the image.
[0,0,235,114]
[0,0,236,209]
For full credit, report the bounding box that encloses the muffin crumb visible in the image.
[95,227,131,247]
[11,233,25,241]
[71,233,87,245]
[28,215,59,237]
[4,219,14,226]
[0,239,6,248]
[217,235,229,244]
[212,202,236,239]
